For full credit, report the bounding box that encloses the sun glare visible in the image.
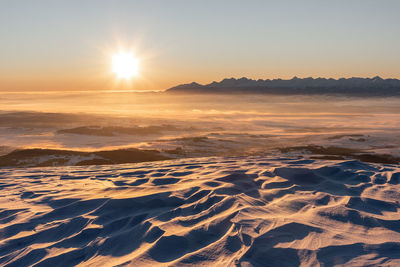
[112,51,139,79]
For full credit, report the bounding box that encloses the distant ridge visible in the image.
[166,77,400,96]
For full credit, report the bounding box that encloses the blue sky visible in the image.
[1,0,399,91]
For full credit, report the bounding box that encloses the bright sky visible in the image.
[0,0,399,91]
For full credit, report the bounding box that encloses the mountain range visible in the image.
[166,77,400,96]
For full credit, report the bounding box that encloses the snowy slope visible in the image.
[1,156,399,266]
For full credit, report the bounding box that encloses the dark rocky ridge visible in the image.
[166,77,400,96]
[0,148,170,168]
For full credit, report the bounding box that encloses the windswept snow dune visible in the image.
[1,156,400,266]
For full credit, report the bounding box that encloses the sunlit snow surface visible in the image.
[1,156,399,266]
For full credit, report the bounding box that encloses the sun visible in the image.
[112,51,139,79]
